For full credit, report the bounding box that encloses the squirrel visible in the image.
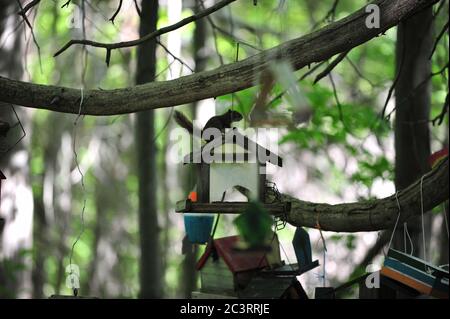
[174,109,243,136]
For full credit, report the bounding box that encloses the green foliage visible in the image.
[217,86,259,119]
[233,201,273,248]
[10,0,448,300]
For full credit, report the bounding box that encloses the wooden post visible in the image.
[196,163,210,203]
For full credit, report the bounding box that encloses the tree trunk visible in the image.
[394,7,433,258]
[0,0,33,298]
[135,0,161,299]
[180,0,208,298]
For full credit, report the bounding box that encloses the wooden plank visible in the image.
[202,280,234,291]
[381,267,433,296]
[201,273,234,287]
[259,260,320,277]
[379,274,421,299]
[387,249,449,279]
[200,259,235,292]
[198,163,210,203]
[238,276,292,299]
[384,257,437,287]
[175,200,289,215]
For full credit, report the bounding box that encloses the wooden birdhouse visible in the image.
[176,129,287,239]
[184,128,282,202]
[194,235,279,297]
[357,249,449,299]
[379,249,448,299]
[192,235,312,299]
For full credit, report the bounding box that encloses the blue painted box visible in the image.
[184,214,214,244]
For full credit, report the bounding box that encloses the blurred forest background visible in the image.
[0,0,448,298]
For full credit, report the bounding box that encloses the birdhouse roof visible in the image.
[0,170,5,179]
[183,129,283,167]
[196,236,269,273]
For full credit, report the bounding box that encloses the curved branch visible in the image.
[109,0,123,25]
[270,158,449,232]
[0,0,439,115]
[54,0,237,57]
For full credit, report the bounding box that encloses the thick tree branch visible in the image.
[269,158,449,232]
[0,0,439,115]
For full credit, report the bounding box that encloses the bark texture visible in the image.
[271,158,448,232]
[0,0,439,115]
[393,6,434,255]
[135,0,161,299]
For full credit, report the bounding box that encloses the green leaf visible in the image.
[233,201,273,248]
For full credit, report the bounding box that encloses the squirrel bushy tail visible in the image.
[174,109,243,136]
[174,110,194,134]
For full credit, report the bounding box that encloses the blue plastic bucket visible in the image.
[184,213,214,244]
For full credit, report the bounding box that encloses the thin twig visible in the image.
[300,61,326,81]
[314,49,349,84]
[381,32,407,119]
[157,40,194,73]
[0,17,26,51]
[432,93,449,126]
[345,56,377,87]
[326,0,339,21]
[109,0,123,24]
[433,0,447,17]
[17,0,40,16]
[385,62,449,119]
[153,108,174,143]
[265,62,326,108]
[54,0,237,60]
[1,105,26,155]
[133,0,141,17]
[328,72,346,128]
[61,1,71,8]
[206,19,262,52]
[16,0,42,73]
[311,0,339,30]
[429,20,449,59]
[197,0,225,65]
